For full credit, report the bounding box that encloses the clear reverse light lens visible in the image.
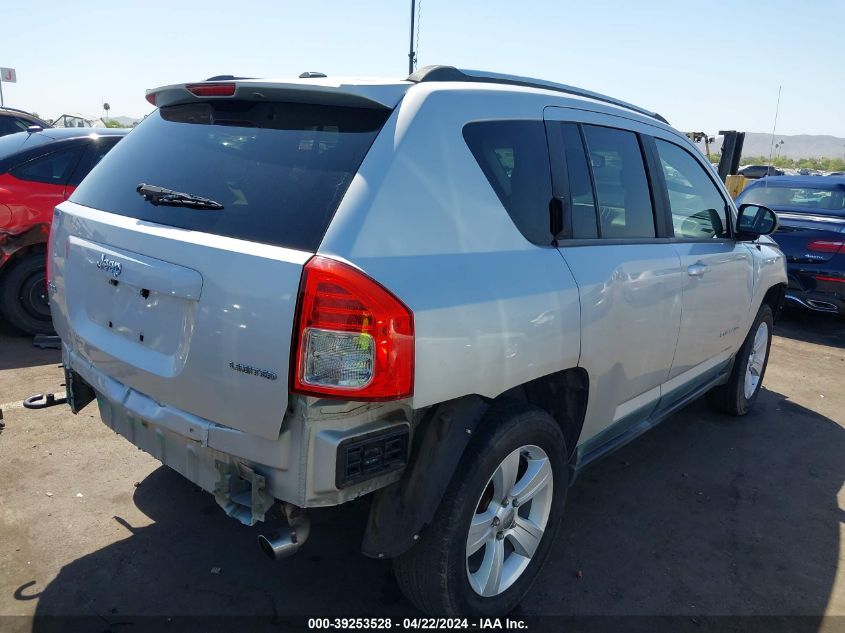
[302,329,374,389]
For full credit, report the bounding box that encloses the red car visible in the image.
[0,127,127,334]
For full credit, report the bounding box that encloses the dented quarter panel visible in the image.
[0,222,50,270]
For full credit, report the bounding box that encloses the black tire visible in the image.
[706,304,773,416]
[0,252,54,335]
[393,401,568,616]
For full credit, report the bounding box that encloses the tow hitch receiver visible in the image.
[23,392,68,409]
[213,461,274,526]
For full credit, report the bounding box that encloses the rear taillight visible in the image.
[145,91,157,106]
[807,239,845,253]
[185,82,236,97]
[292,256,414,401]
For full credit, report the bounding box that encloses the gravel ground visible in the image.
[0,310,843,632]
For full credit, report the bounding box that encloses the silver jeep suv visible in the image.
[49,66,786,616]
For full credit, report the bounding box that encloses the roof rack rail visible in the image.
[407,65,668,125]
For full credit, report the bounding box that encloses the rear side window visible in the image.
[654,139,729,239]
[68,137,122,186]
[71,102,390,252]
[11,146,84,185]
[582,125,655,238]
[463,120,553,245]
[558,123,598,239]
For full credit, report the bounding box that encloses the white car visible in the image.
[49,66,787,615]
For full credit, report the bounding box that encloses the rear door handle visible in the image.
[687,262,710,277]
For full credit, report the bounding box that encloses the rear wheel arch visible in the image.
[498,367,589,459]
[392,402,568,615]
[361,367,588,558]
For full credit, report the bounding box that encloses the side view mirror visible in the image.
[736,203,778,240]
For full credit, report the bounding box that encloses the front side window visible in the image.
[655,139,729,239]
[463,120,553,245]
[582,125,655,238]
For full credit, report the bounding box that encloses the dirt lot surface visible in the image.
[0,310,844,632]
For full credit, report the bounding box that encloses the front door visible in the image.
[649,137,753,400]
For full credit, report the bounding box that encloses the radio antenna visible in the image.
[408,0,416,75]
[766,86,782,187]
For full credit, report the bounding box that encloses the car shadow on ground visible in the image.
[24,387,844,631]
[775,308,844,350]
[0,323,60,372]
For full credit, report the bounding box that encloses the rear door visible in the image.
[648,135,753,400]
[50,100,389,440]
[543,107,684,451]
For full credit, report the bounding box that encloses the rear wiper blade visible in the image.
[136,183,223,210]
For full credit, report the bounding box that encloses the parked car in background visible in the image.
[738,164,784,179]
[827,171,845,177]
[49,68,786,616]
[51,113,107,128]
[0,107,52,138]
[737,176,845,316]
[0,127,128,333]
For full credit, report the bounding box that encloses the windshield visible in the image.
[70,101,390,252]
[741,185,845,215]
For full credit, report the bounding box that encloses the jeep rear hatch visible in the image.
[51,97,391,439]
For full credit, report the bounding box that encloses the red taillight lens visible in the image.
[185,82,236,97]
[292,256,414,401]
[145,91,157,106]
[815,275,845,284]
[807,239,845,253]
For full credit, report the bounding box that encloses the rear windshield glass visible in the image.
[0,131,51,163]
[70,101,390,251]
[741,185,845,215]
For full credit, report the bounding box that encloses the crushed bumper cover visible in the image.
[63,345,411,524]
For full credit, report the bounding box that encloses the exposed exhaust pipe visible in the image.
[806,299,838,313]
[786,294,839,313]
[258,503,311,560]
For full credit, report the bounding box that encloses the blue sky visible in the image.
[3,0,843,136]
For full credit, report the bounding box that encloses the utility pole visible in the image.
[408,0,416,75]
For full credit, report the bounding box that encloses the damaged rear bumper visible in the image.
[63,344,412,525]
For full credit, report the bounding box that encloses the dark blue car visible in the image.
[737,176,845,316]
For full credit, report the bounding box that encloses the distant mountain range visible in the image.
[94,119,845,159]
[109,115,140,127]
[697,133,845,160]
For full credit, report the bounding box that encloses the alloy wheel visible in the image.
[744,321,769,399]
[466,445,553,597]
